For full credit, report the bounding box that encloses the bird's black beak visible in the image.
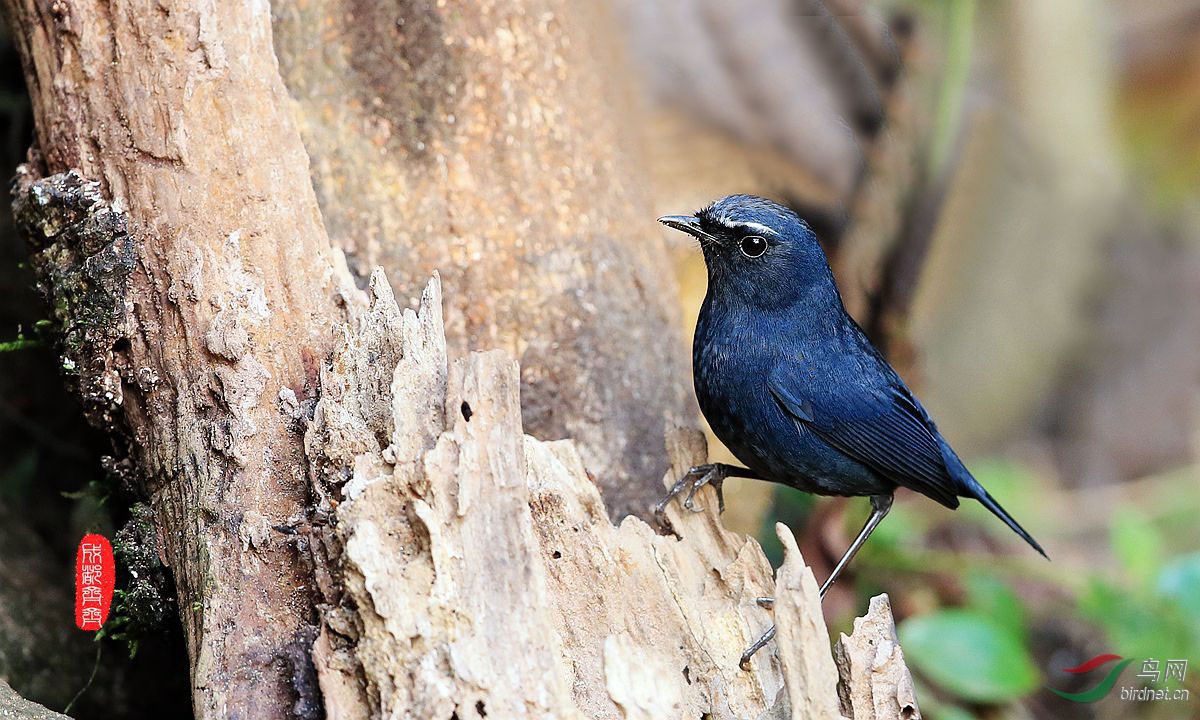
[658,215,705,240]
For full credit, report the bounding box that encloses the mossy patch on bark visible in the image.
[104,503,178,656]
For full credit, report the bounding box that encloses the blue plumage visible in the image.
[659,194,1045,608]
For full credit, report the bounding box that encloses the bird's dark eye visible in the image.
[739,235,768,258]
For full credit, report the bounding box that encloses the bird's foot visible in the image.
[682,464,727,513]
[654,464,728,527]
[737,597,777,669]
[740,624,777,670]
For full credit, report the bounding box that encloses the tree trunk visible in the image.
[3,1,921,718]
[6,0,355,715]
[270,0,691,521]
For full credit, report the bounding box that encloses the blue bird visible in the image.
[655,194,1046,667]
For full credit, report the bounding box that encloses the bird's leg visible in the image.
[819,493,893,596]
[739,493,894,670]
[654,463,760,523]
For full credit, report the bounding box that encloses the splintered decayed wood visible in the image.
[833,595,922,720]
[305,272,920,720]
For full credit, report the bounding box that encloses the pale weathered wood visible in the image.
[304,272,920,720]
[772,524,845,719]
[833,594,922,720]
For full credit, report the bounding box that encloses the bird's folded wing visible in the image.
[768,369,961,508]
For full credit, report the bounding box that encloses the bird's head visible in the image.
[659,194,837,310]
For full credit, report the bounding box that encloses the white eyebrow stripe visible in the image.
[729,221,778,237]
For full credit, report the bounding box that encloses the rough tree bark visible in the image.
[3,1,921,718]
[5,0,356,715]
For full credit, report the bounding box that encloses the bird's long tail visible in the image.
[937,435,1048,559]
[969,481,1048,559]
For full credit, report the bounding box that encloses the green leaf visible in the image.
[0,337,40,352]
[899,609,1040,703]
[1111,510,1163,587]
[964,570,1024,639]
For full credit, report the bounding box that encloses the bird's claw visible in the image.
[655,464,727,528]
[653,473,693,527]
[740,624,777,670]
[684,465,727,513]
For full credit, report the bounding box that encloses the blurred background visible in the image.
[1,0,1197,718]
[613,0,1199,718]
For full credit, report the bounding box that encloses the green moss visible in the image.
[102,503,177,658]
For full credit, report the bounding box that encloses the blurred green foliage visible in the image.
[1157,552,1200,620]
[900,608,1039,703]
[0,337,38,351]
[761,458,1200,716]
[1119,84,1200,211]
[1079,512,1200,665]
[962,570,1023,640]
[926,0,975,176]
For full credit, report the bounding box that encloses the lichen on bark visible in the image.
[12,166,134,430]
